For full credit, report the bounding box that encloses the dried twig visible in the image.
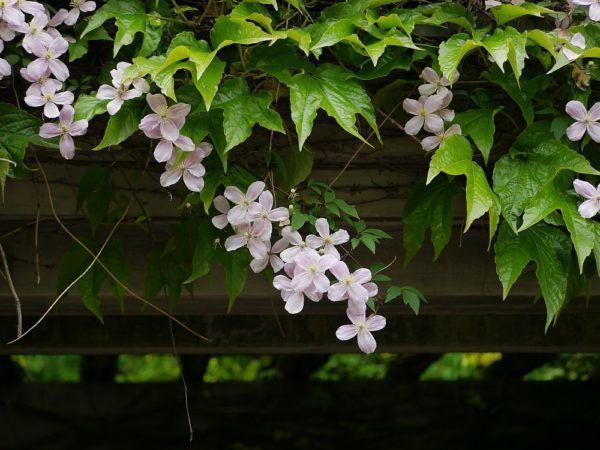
[0,242,22,338]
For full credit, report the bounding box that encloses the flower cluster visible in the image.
[571,0,600,21]
[0,0,96,158]
[213,185,386,353]
[402,67,462,152]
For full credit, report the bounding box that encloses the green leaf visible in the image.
[288,63,379,150]
[216,249,252,312]
[489,2,553,26]
[210,14,286,50]
[438,33,481,83]
[355,47,411,80]
[185,220,217,283]
[0,145,11,200]
[482,27,527,81]
[495,222,572,328]
[73,95,109,121]
[93,99,145,150]
[82,0,145,37]
[420,3,475,33]
[212,78,284,152]
[453,108,500,163]
[520,175,596,273]
[493,138,600,232]
[403,177,460,265]
[427,135,500,240]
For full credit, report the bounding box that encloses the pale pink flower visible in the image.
[418,67,458,97]
[15,0,45,15]
[139,93,190,142]
[328,261,377,315]
[153,135,194,163]
[0,0,25,26]
[64,0,96,26]
[20,66,62,96]
[39,105,88,160]
[212,196,231,229]
[485,0,524,9]
[48,8,68,27]
[159,143,212,192]
[25,84,74,118]
[12,14,52,54]
[224,181,265,226]
[290,248,338,294]
[305,218,350,259]
[563,32,586,61]
[274,264,322,314]
[0,40,10,80]
[0,20,16,40]
[573,179,600,218]
[224,222,268,257]
[335,310,386,354]
[96,84,142,115]
[111,61,150,93]
[279,226,321,262]
[402,95,445,135]
[572,0,600,21]
[437,91,455,122]
[421,124,462,151]
[250,237,287,274]
[27,37,69,81]
[566,100,600,143]
[248,191,289,237]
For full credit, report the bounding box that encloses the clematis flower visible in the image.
[159,144,212,192]
[279,226,321,262]
[328,261,378,314]
[64,0,96,26]
[12,14,51,54]
[248,191,290,237]
[24,84,74,118]
[224,221,268,257]
[573,179,600,218]
[20,67,62,96]
[335,310,386,354]
[273,273,307,314]
[563,32,586,61]
[250,237,288,274]
[437,91,455,122]
[420,124,462,151]
[15,0,45,15]
[0,0,25,26]
[402,95,445,135]
[39,105,88,160]
[572,0,600,21]
[96,83,142,115]
[47,8,68,28]
[305,218,349,259]
[0,40,10,80]
[565,100,600,143]
[224,181,265,226]
[418,67,458,97]
[212,196,231,229]
[290,248,338,294]
[111,61,150,93]
[139,93,191,142]
[27,37,70,81]
[485,0,524,8]
[0,20,16,41]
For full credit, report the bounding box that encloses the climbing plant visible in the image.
[0,0,599,352]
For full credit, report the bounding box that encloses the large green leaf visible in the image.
[288,63,379,150]
[94,99,146,150]
[73,95,109,121]
[495,222,572,328]
[403,176,461,265]
[216,248,252,312]
[211,78,284,152]
[482,27,527,81]
[520,175,596,273]
[438,33,481,83]
[489,2,553,25]
[453,108,500,164]
[427,135,500,240]
[493,138,600,232]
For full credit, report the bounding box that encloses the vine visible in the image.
[0,0,599,353]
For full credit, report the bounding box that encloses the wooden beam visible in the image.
[1,381,599,449]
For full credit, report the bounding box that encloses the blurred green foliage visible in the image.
[10,353,600,383]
